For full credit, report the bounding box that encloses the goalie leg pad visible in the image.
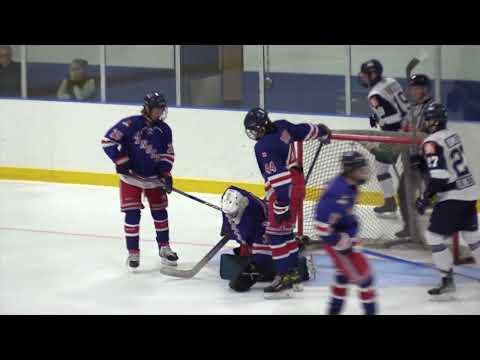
[220,254,250,280]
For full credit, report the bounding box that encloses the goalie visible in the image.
[219,186,315,294]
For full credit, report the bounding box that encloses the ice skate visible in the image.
[373,197,398,218]
[126,251,140,271]
[159,245,178,267]
[428,271,456,300]
[263,273,293,299]
[289,267,304,292]
[395,227,411,239]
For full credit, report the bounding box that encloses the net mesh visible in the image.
[300,130,418,246]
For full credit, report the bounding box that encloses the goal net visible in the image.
[297,129,472,263]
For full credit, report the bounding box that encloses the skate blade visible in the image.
[429,293,456,302]
[161,258,178,267]
[374,212,398,219]
[127,266,139,273]
[293,283,304,292]
[264,289,293,300]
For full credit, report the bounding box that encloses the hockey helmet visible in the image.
[408,74,431,89]
[359,59,383,88]
[422,103,448,134]
[244,107,271,140]
[341,151,369,185]
[143,92,167,120]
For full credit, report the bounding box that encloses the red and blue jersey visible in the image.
[101,115,174,177]
[314,175,359,246]
[254,120,323,205]
[220,186,267,247]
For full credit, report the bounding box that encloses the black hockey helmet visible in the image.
[422,103,448,134]
[144,92,167,109]
[244,107,271,140]
[359,59,383,88]
[408,74,431,89]
[143,92,167,120]
[341,151,369,185]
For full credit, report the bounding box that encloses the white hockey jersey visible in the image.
[422,128,479,202]
[368,78,410,131]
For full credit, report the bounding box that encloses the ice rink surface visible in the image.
[1,180,479,315]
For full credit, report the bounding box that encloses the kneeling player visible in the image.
[219,186,315,295]
[314,152,377,315]
[415,103,480,297]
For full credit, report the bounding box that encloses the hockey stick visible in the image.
[360,248,480,282]
[305,142,324,185]
[304,239,479,282]
[172,187,222,211]
[160,235,230,278]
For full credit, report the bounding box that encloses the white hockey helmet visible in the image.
[221,188,246,216]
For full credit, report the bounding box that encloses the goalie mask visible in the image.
[341,151,370,185]
[221,188,248,218]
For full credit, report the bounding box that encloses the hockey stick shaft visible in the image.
[160,235,230,278]
[305,142,324,185]
[172,187,222,212]
[361,248,480,282]
[304,240,479,282]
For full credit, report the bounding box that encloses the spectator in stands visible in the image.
[0,45,21,97]
[57,58,96,101]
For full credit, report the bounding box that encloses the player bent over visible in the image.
[314,152,377,315]
[415,103,480,297]
[244,107,331,299]
[102,92,179,269]
[359,59,410,217]
[219,186,316,294]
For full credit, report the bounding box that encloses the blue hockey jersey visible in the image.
[102,115,174,177]
[314,175,359,246]
[220,186,268,246]
[254,120,324,204]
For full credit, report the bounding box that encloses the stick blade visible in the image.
[160,266,196,278]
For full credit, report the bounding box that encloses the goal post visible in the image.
[295,131,434,247]
[296,129,473,263]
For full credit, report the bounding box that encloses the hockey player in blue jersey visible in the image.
[101,92,179,269]
[219,186,315,293]
[244,107,331,299]
[314,151,377,315]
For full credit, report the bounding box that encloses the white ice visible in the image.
[1,180,479,315]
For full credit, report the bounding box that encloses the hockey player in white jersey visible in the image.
[415,103,480,297]
[359,59,410,216]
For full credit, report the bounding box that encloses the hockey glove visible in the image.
[415,196,431,215]
[369,114,379,128]
[317,123,332,144]
[273,200,291,224]
[115,161,131,176]
[159,173,173,194]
